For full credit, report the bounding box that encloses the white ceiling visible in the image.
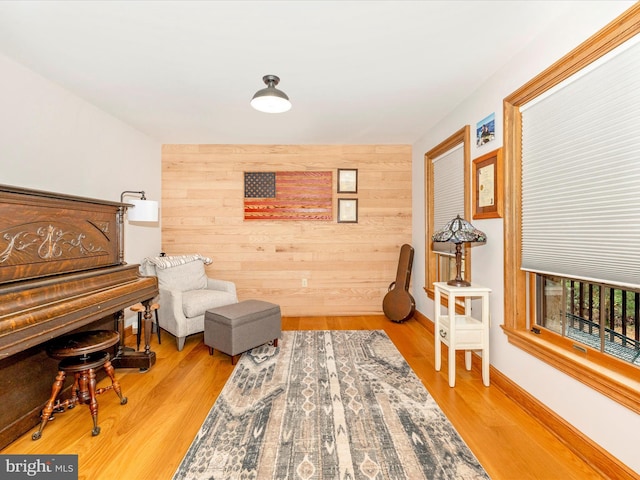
[0,1,611,145]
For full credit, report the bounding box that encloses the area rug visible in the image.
[173,330,489,480]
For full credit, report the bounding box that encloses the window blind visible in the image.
[520,37,640,289]
[433,144,464,253]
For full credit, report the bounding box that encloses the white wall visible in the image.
[412,2,639,472]
[0,52,162,325]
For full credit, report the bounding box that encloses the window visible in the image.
[537,276,640,366]
[425,126,471,298]
[503,6,640,413]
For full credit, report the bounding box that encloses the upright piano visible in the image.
[0,184,159,449]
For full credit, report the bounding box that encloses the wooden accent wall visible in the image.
[161,144,412,316]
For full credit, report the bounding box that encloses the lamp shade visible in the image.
[127,199,158,222]
[251,75,291,113]
[432,215,486,244]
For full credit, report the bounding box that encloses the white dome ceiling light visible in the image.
[250,75,291,113]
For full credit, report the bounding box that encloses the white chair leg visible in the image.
[176,336,186,351]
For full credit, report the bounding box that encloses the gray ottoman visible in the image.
[204,299,281,364]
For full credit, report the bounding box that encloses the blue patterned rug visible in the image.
[172,330,489,479]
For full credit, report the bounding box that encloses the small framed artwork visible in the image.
[337,169,358,193]
[338,198,358,223]
[476,112,495,146]
[472,147,503,219]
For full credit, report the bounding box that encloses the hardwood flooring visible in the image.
[2,316,606,479]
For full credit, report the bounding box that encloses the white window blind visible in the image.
[433,144,464,253]
[520,37,640,289]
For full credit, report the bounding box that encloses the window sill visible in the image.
[502,326,640,414]
[424,286,434,300]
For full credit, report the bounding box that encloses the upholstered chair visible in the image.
[141,255,238,351]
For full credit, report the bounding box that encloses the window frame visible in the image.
[424,126,471,300]
[502,4,640,414]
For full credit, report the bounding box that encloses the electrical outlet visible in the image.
[302,278,308,287]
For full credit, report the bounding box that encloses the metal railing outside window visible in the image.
[537,275,640,365]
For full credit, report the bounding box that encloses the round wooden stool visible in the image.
[130,302,161,350]
[32,330,127,440]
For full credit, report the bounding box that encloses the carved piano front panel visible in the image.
[0,186,122,284]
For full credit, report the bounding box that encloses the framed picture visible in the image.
[476,112,495,146]
[337,169,358,193]
[337,198,358,223]
[472,147,503,219]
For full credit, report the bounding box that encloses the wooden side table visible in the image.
[433,282,491,387]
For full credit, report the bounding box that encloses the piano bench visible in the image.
[32,330,127,441]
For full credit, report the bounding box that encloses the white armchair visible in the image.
[141,254,238,351]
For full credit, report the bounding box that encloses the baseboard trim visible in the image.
[413,310,434,335]
[412,310,636,480]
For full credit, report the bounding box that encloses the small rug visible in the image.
[173,330,489,480]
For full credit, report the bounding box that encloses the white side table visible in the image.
[433,282,491,387]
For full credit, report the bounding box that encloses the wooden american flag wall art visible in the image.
[244,171,333,221]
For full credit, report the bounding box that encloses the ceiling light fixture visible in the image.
[250,74,291,113]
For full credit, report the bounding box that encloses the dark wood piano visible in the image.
[0,184,159,449]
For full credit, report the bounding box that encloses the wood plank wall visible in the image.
[161,144,412,316]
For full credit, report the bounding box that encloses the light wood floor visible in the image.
[2,316,605,480]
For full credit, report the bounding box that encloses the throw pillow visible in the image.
[156,260,208,292]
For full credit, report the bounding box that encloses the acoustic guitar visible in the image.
[383,244,415,323]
